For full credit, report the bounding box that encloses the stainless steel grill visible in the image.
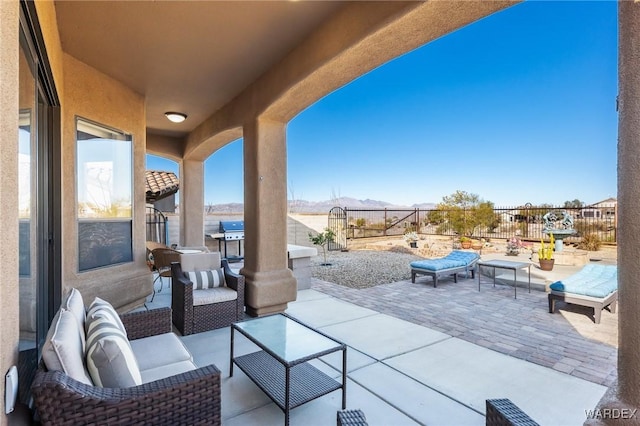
[218,221,244,261]
[219,221,244,240]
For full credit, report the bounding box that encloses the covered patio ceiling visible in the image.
[53,1,518,154]
[54,0,347,138]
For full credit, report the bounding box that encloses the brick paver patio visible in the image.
[311,274,618,387]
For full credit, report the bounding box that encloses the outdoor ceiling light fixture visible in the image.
[165,112,187,123]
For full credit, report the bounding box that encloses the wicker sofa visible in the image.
[31,289,221,425]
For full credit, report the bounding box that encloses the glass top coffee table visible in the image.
[477,259,532,299]
[230,313,347,425]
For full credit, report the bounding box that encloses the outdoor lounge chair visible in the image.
[410,250,480,287]
[548,264,617,324]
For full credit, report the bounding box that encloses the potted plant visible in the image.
[471,240,483,250]
[460,236,472,249]
[403,231,419,248]
[538,233,555,271]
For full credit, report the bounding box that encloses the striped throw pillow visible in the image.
[187,268,225,289]
[85,298,141,388]
[86,297,127,337]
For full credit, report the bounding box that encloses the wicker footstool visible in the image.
[486,399,539,426]
[337,409,368,426]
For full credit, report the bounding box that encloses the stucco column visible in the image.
[179,159,205,247]
[587,3,640,424]
[618,0,640,409]
[241,117,297,316]
[0,3,19,426]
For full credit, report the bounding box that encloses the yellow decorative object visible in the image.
[538,233,555,260]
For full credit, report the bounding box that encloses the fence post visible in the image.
[384,209,387,236]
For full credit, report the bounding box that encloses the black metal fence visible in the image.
[327,205,616,250]
[146,206,168,244]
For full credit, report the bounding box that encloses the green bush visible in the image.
[577,233,601,251]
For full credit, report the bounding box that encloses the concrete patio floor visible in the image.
[147,266,612,425]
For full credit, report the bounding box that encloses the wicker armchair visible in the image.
[31,307,221,426]
[171,252,245,335]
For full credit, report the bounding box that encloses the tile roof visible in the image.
[146,170,179,202]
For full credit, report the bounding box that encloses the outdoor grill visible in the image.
[218,221,244,261]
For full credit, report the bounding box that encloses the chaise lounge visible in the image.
[548,264,617,324]
[410,250,480,287]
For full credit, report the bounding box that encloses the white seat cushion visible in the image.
[130,333,193,372]
[140,360,198,384]
[193,287,237,306]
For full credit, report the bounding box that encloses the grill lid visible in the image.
[219,221,244,232]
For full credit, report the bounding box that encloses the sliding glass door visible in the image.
[18,1,61,404]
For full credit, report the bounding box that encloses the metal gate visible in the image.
[328,207,347,251]
[146,206,168,244]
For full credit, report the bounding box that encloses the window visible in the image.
[76,118,133,271]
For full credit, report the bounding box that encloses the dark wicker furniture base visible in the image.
[234,350,342,410]
[548,290,617,324]
[337,409,368,425]
[486,399,539,426]
[32,307,222,426]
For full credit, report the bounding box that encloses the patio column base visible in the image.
[241,267,297,317]
[584,380,640,425]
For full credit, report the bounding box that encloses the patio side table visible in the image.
[477,259,531,299]
[230,313,347,426]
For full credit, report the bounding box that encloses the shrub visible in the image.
[577,233,601,251]
[308,228,335,265]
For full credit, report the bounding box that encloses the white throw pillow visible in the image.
[63,288,87,351]
[187,268,225,289]
[42,309,93,385]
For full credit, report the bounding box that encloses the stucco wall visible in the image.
[61,53,152,311]
[0,2,19,425]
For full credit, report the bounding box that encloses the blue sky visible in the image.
[147,0,618,207]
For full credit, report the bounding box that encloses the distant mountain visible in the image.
[204,197,436,213]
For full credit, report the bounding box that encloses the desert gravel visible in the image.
[310,249,423,289]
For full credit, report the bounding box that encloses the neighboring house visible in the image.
[582,197,617,220]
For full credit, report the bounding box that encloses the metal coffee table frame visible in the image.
[230,313,347,425]
[478,259,532,299]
